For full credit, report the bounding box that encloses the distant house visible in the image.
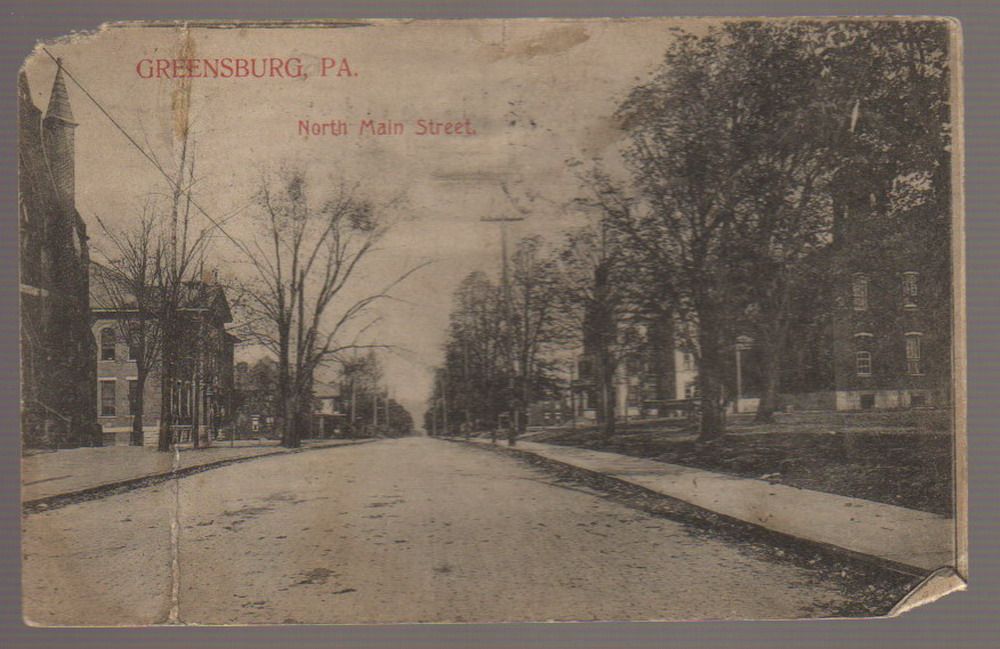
[571,311,695,421]
[313,392,348,438]
[233,360,277,439]
[90,267,238,446]
[525,399,569,428]
[19,62,100,448]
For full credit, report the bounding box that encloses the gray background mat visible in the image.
[1,1,996,647]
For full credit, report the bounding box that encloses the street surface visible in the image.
[23,437,849,625]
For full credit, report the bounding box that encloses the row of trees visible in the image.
[235,352,413,439]
[427,20,952,442]
[425,225,637,441]
[338,351,414,438]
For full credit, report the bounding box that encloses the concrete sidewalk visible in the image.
[22,439,363,503]
[470,439,955,573]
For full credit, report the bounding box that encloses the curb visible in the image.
[455,438,931,578]
[22,439,375,515]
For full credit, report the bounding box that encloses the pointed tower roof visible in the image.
[18,70,41,125]
[44,59,75,125]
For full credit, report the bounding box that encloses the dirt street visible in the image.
[23,437,850,625]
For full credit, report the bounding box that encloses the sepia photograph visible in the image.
[19,17,964,626]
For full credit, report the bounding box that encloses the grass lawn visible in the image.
[529,410,955,515]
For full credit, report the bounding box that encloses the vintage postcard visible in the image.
[19,17,965,625]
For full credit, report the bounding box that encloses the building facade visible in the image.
[571,311,695,421]
[829,165,952,411]
[90,269,238,446]
[313,393,348,438]
[19,63,100,448]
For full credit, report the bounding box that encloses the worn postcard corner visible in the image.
[887,567,967,618]
[19,16,965,626]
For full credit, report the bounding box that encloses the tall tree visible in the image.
[616,30,759,439]
[506,236,565,443]
[443,271,509,433]
[155,131,214,451]
[91,207,164,445]
[238,169,422,447]
[555,214,639,437]
[340,350,384,437]
[708,23,837,422]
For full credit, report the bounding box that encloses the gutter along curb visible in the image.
[457,438,941,578]
[22,439,375,514]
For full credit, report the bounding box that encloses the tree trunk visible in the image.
[603,377,617,438]
[130,371,146,446]
[277,329,292,447]
[696,320,725,442]
[598,349,616,438]
[283,392,300,448]
[754,339,782,423]
[294,373,313,444]
[754,269,794,423]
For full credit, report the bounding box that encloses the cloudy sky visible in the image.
[25,19,695,422]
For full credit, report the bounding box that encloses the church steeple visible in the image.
[42,59,77,209]
[44,59,76,125]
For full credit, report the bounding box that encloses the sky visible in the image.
[24,19,693,423]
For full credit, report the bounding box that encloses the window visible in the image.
[856,351,872,376]
[99,380,116,417]
[852,274,869,311]
[127,379,139,416]
[906,333,922,375]
[682,352,694,371]
[684,382,700,400]
[100,327,116,361]
[902,272,919,307]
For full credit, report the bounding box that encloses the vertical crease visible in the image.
[168,445,181,624]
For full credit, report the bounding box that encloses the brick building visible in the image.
[829,169,952,411]
[90,268,238,446]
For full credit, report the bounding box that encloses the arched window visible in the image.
[100,327,116,361]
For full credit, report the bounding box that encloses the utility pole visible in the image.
[431,399,437,436]
[480,212,525,445]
